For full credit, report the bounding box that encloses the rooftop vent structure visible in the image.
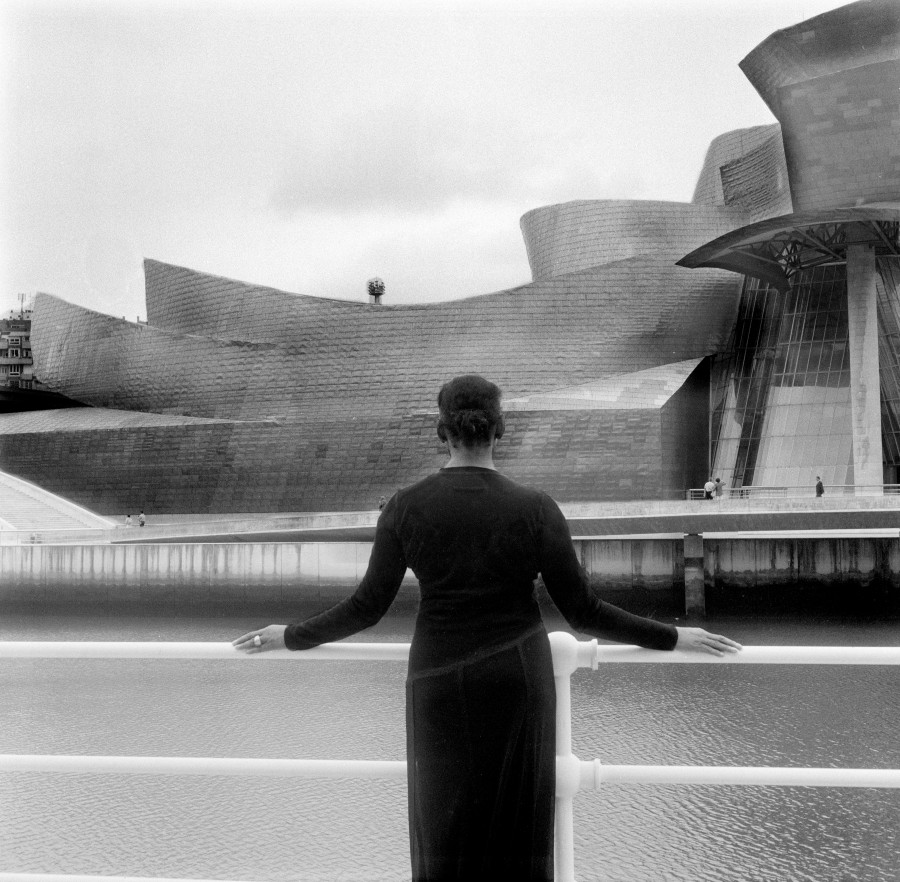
[367,277,385,305]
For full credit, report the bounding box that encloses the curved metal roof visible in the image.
[677,205,900,290]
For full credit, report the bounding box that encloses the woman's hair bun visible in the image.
[437,375,503,446]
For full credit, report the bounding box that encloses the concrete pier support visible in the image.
[846,242,883,494]
[683,532,706,616]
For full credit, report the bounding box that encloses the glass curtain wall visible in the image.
[877,257,900,485]
[710,265,854,492]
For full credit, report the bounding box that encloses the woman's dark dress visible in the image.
[284,467,677,881]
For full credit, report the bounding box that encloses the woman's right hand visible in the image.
[232,625,288,653]
[675,627,742,657]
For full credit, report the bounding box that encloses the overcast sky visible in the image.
[1,0,849,321]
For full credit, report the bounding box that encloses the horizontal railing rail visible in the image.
[686,483,900,500]
[3,636,899,882]
[0,527,110,546]
[0,876,265,882]
[2,640,898,665]
[3,752,898,789]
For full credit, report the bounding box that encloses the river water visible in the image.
[1,610,898,882]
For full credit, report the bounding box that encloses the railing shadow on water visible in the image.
[1,635,900,882]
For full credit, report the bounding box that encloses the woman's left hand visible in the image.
[675,627,742,657]
[232,624,288,653]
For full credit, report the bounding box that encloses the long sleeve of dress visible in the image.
[537,494,677,651]
[284,498,408,650]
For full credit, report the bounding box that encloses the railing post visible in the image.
[549,632,597,882]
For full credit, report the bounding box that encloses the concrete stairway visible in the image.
[0,470,115,532]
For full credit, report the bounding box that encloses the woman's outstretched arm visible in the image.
[233,496,408,653]
[537,494,741,655]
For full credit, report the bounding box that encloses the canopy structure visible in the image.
[677,206,900,291]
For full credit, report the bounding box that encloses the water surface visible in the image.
[1,612,898,881]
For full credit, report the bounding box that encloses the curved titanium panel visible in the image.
[33,256,742,424]
[519,200,746,281]
[144,258,337,338]
[691,125,786,210]
[14,255,741,510]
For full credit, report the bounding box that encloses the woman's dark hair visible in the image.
[437,374,504,447]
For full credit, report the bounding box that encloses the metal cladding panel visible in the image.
[519,200,746,281]
[718,133,794,221]
[30,258,741,425]
[10,254,741,511]
[691,124,786,208]
[144,258,338,338]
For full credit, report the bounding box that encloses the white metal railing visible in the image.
[2,636,899,882]
[0,527,110,546]
[686,483,900,500]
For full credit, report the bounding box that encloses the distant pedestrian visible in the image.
[125,514,133,527]
[703,478,715,500]
[815,477,824,498]
[714,478,723,501]
[138,511,146,527]
[378,496,387,511]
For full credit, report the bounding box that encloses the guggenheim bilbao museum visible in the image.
[1,0,898,515]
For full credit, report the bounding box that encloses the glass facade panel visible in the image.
[712,259,900,489]
[711,266,853,490]
[877,258,900,484]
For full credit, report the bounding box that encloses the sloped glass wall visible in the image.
[877,258,900,485]
[710,265,854,492]
[711,258,900,491]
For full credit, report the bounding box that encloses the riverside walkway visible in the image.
[4,465,900,545]
[107,494,900,544]
[4,479,900,619]
[8,494,893,546]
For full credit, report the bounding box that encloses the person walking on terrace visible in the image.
[234,374,742,881]
[816,476,825,497]
[704,477,716,500]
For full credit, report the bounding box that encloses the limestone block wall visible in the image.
[659,360,711,496]
[775,60,900,212]
[0,419,289,514]
[739,0,900,211]
[0,404,698,513]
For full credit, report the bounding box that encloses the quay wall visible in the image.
[703,536,900,614]
[2,537,900,616]
[0,542,417,615]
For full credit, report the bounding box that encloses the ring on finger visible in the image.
[253,635,262,647]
